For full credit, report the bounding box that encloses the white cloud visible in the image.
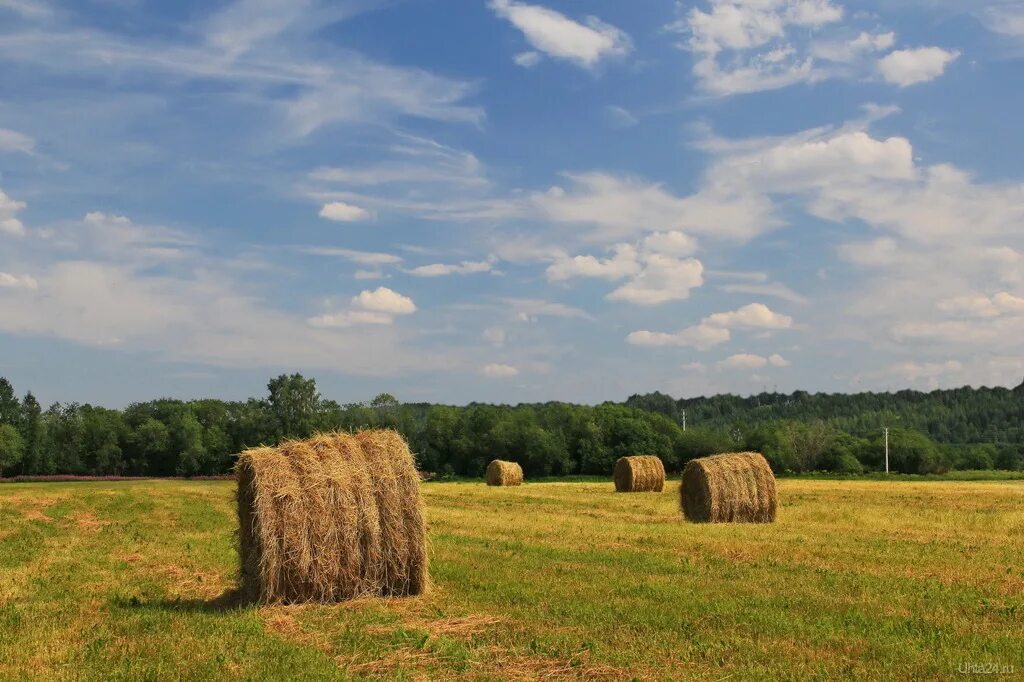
[627,302,791,349]
[514,51,542,67]
[489,0,631,68]
[627,323,731,349]
[718,353,769,369]
[0,3,484,139]
[707,131,916,193]
[0,128,35,155]
[605,105,638,128]
[307,310,393,328]
[408,259,494,277]
[505,298,593,321]
[310,134,488,189]
[533,172,775,242]
[0,188,27,236]
[354,269,384,280]
[319,201,370,222]
[546,244,639,281]
[982,5,1024,38]
[938,292,1024,318]
[671,0,844,95]
[642,230,698,257]
[878,47,959,86]
[705,302,793,329]
[0,272,38,289]
[608,255,704,306]
[481,362,520,378]
[768,353,790,367]
[352,286,416,315]
[297,246,402,266]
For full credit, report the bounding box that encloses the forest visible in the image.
[0,374,1022,479]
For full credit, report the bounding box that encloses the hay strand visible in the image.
[236,429,427,604]
[680,451,777,523]
[613,456,665,493]
[485,460,523,486]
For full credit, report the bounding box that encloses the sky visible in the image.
[1,0,1023,407]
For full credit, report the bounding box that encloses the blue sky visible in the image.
[1,0,1023,407]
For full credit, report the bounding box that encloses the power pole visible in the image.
[884,427,890,474]
[681,409,687,432]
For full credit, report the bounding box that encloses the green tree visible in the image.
[171,410,207,477]
[18,392,43,475]
[0,424,25,477]
[267,374,321,439]
[0,378,20,426]
[129,417,171,475]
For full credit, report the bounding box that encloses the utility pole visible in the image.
[884,427,890,474]
[682,409,687,432]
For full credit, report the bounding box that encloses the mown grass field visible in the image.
[1,479,1022,680]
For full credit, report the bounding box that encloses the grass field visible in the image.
[1,479,1022,680]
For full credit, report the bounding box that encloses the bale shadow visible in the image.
[113,587,256,613]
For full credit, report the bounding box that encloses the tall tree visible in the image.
[0,378,20,427]
[0,424,24,477]
[18,392,43,475]
[267,374,321,439]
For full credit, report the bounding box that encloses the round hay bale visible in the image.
[613,455,665,492]
[680,451,777,523]
[485,460,523,486]
[236,429,428,604]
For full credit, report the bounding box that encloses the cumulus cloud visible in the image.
[627,323,731,349]
[548,237,705,306]
[481,362,520,378]
[628,302,791,348]
[546,244,639,281]
[0,188,27,236]
[718,353,770,369]
[716,352,789,369]
[352,286,416,315]
[877,47,959,86]
[671,1,956,95]
[705,302,793,329]
[670,0,843,95]
[319,201,371,222]
[489,0,631,68]
[607,255,704,306]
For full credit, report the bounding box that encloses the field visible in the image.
[1,479,1022,680]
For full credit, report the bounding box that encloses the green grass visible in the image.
[1,479,1022,680]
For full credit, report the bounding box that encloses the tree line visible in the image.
[0,374,1022,478]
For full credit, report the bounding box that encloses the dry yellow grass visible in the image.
[0,478,1022,679]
